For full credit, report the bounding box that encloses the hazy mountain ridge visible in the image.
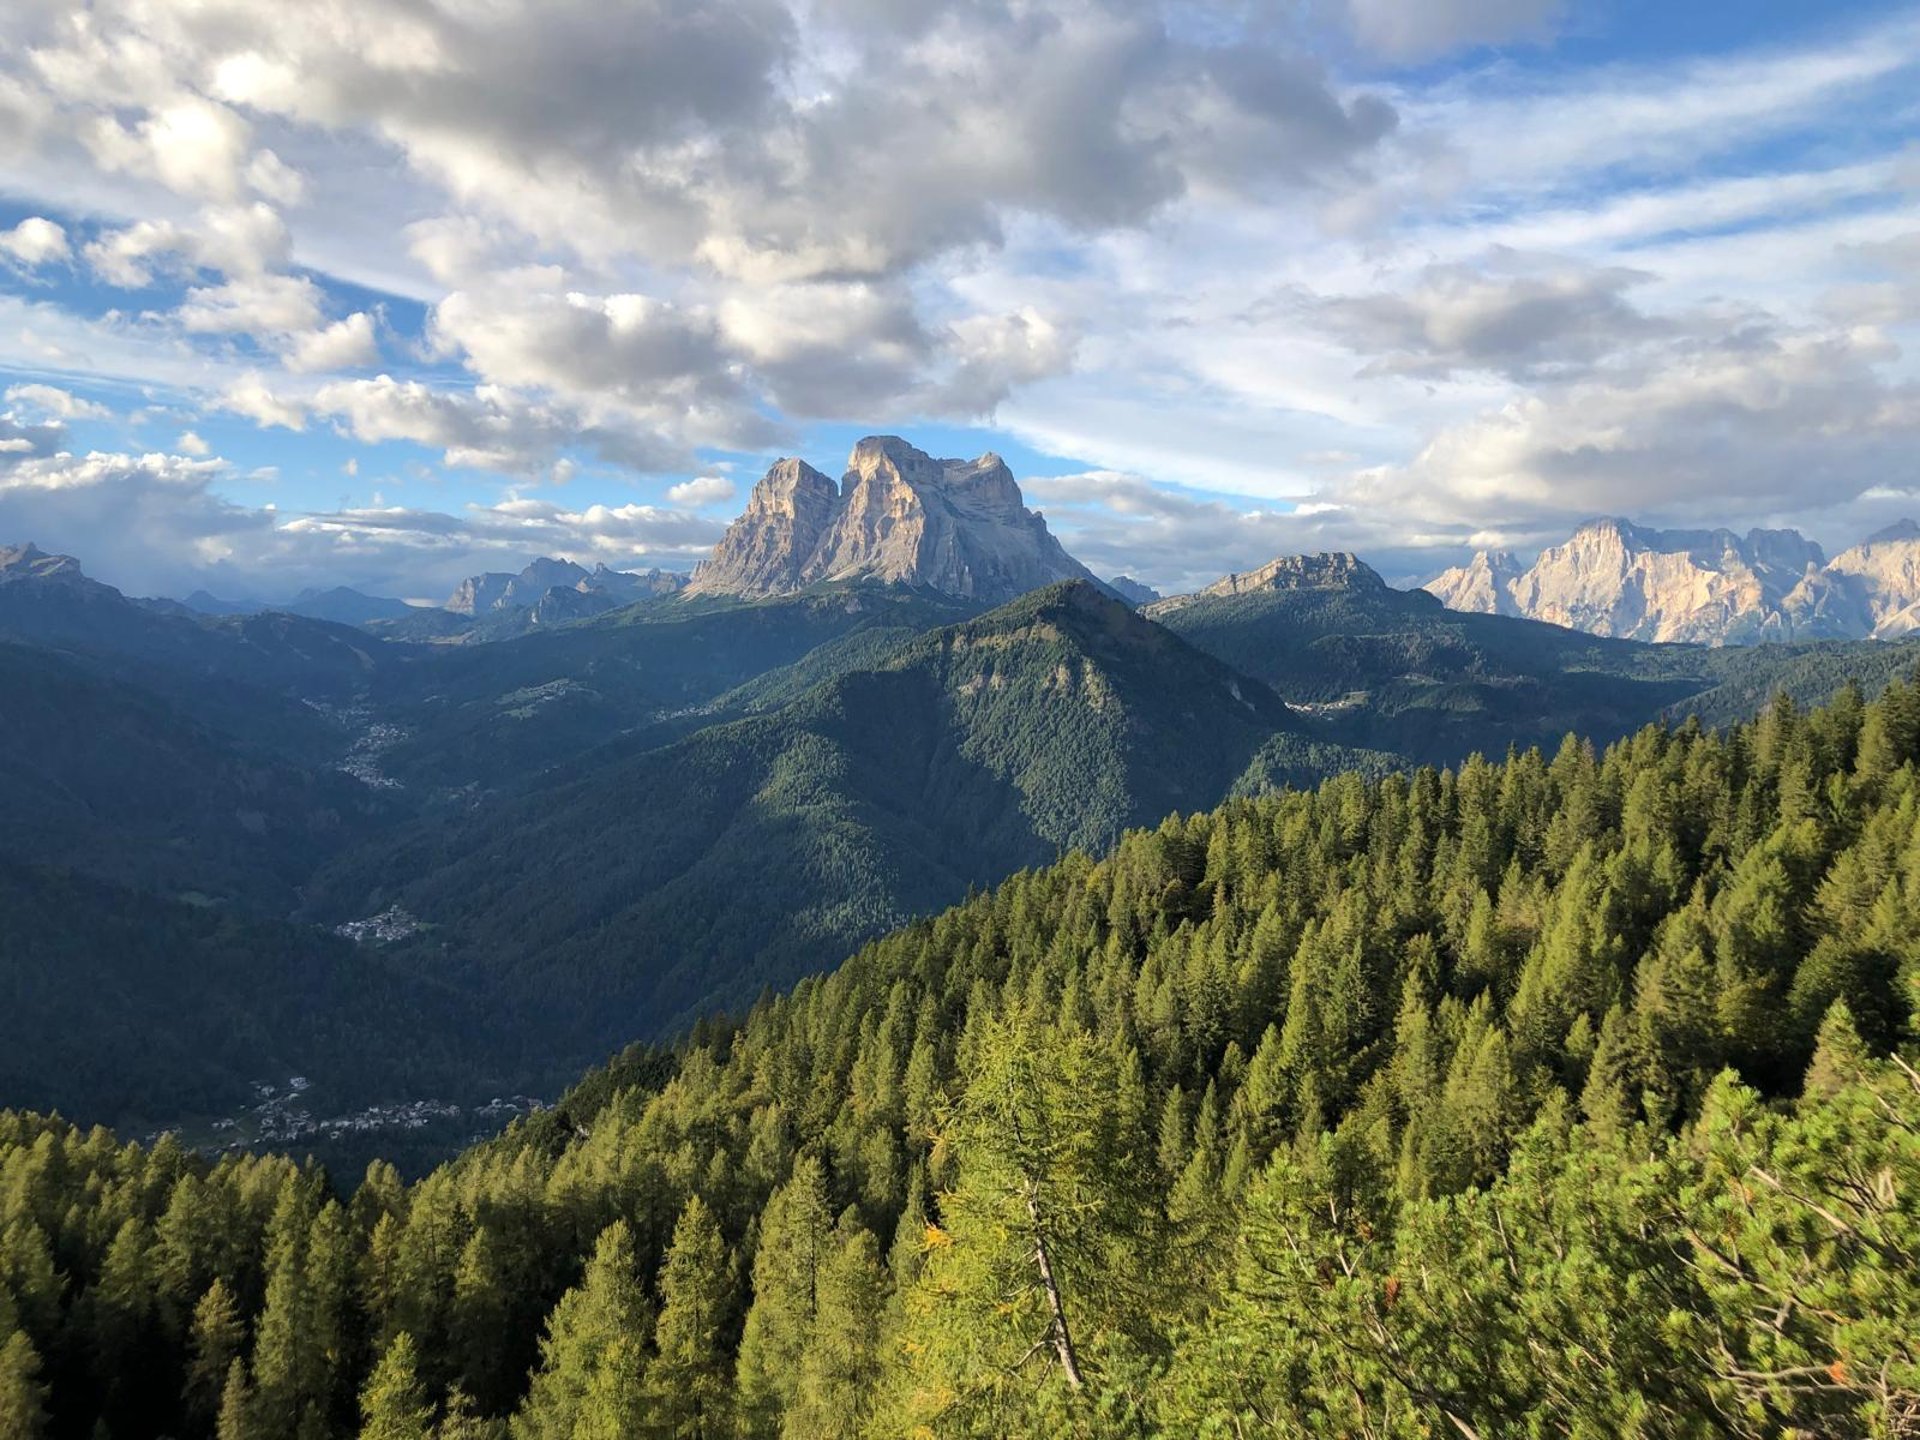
[1428,516,1920,644]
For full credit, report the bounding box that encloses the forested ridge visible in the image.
[4,679,1920,1437]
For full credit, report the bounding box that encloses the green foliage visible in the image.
[513,1222,651,1440]
[3,675,1920,1436]
[359,1335,432,1440]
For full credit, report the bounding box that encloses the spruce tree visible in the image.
[734,1158,831,1436]
[649,1196,733,1440]
[512,1221,651,1440]
[0,1331,49,1440]
[358,1333,432,1440]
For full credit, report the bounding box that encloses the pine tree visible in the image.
[894,1017,1163,1431]
[215,1360,258,1440]
[512,1221,651,1440]
[734,1158,831,1437]
[447,1227,511,1413]
[186,1278,247,1430]
[358,1333,432,1440]
[649,1196,733,1440]
[0,1331,49,1440]
[783,1216,887,1440]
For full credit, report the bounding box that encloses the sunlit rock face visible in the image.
[687,436,1095,603]
[1424,517,1920,645]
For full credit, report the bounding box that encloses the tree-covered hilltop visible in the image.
[5,677,1920,1437]
[303,583,1328,1052]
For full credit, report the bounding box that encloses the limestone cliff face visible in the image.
[686,458,839,597]
[1424,517,1920,644]
[1425,549,1524,616]
[1425,519,1866,644]
[1508,521,1800,644]
[1826,522,1920,638]
[1143,552,1384,618]
[686,436,1095,603]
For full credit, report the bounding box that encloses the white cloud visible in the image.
[665,475,736,507]
[4,384,109,421]
[0,441,719,598]
[178,273,325,336]
[84,203,290,286]
[218,374,308,430]
[0,217,69,266]
[285,312,379,372]
[175,429,209,454]
[83,95,253,200]
[310,374,690,474]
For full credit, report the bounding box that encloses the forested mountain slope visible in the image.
[3,678,1917,1437]
[305,583,1318,1052]
[0,643,396,909]
[0,862,506,1127]
[366,587,982,792]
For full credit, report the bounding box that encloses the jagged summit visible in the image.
[0,542,88,585]
[1143,553,1384,617]
[1427,517,1920,644]
[686,436,1096,604]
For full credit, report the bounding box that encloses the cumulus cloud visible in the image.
[218,374,308,430]
[310,374,691,475]
[664,475,736,507]
[178,273,325,336]
[1320,318,1920,547]
[5,384,109,422]
[1309,251,1661,381]
[285,312,379,372]
[0,217,69,266]
[84,203,291,286]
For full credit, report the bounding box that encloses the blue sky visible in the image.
[1,0,1917,599]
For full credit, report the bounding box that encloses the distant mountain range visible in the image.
[10,446,1920,1136]
[1427,517,1920,645]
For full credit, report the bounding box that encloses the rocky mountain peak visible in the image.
[446,556,687,618]
[1205,552,1382,597]
[1426,549,1524,615]
[1861,518,1920,547]
[0,542,88,586]
[687,435,1095,604]
[1143,553,1384,618]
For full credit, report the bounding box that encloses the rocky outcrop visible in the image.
[1825,522,1920,638]
[1422,518,1920,645]
[0,543,89,587]
[1105,576,1161,608]
[445,558,687,617]
[1144,552,1384,618]
[1425,549,1523,616]
[685,436,1096,604]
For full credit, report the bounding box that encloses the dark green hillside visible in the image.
[0,566,404,760]
[308,583,1311,1052]
[2,677,1916,1439]
[0,862,503,1127]
[369,586,982,790]
[0,644,396,909]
